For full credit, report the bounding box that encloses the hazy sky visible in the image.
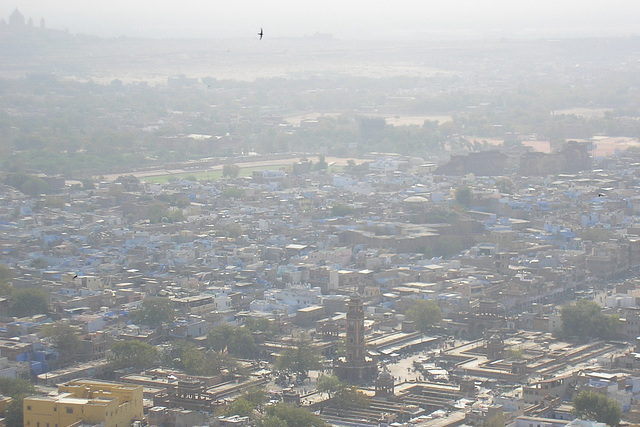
[3,0,640,40]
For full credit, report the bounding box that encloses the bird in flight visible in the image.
[258,27,263,40]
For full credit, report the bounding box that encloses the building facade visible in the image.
[23,379,143,427]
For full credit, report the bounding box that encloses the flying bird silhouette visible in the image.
[258,28,263,40]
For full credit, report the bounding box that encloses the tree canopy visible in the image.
[243,316,281,339]
[573,390,621,427]
[406,299,443,332]
[316,374,343,399]
[261,403,330,427]
[4,173,50,196]
[130,297,175,328]
[0,378,35,427]
[10,288,49,317]
[455,186,472,208]
[483,412,506,427]
[331,203,354,217]
[222,163,240,178]
[218,397,254,418]
[273,339,323,377]
[167,340,243,377]
[109,340,159,370]
[0,264,14,296]
[4,45,640,177]
[42,322,84,368]
[147,202,184,224]
[0,264,14,283]
[334,385,370,410]
[560,299,619,340]
[316,374,370,409]
[5,394,28,427]
[218,387,268,419]
[207,323,258,359]
[0,377,35,398]
[255,415,288,427]
[218,397,328,427]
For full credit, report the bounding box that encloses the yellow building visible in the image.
[24,379,143,427]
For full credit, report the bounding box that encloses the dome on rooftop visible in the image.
[403,195,429,204]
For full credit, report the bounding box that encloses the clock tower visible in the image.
[334,294,377,384]
[346,294,365,364]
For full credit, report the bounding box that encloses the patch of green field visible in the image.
[142,171,222,184]
[140,164,293,184]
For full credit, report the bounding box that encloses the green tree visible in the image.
[29,258,48,269]
[216,387,268,419]
[107,181,126,203]
[167,341,243,377]
[44,196,66,209]
[262,403,330,427]
[331,203,354,217]
[561,299,619,340]
[406,299,443,333]
[0,265,14,284]
[316,374,343,398]
[244,317,280,338]
[333,337,346,357]
[483,412,505,427]
[5,393,28,427]
[147,201,184,224]
[217,222,244,238]
[0,378,35,397]
[219,397,254,417]
[10,288,48,317]
[114,174,141,191]
[181,345,209,375]
[1,379,35,427]
[495,178,514,194]
[42,323,84,368]
[109,341,159,370]
[221,187,244,198]
[156,193,191,209]
[573,390,621,426]
[81,177,95,190]
[207,323,257,358]
[243,387,268,409]
[335,385,370,409]
[255,414,288,427]
[0,264,14,296]
[436,236,463,258]
[223,163,240,178]
[358,116,386,142]
[4,173,50,196]
[455,186,472,208]
[273,339,322,377]
[0,281,12,297]
[169,341,209,375]
[130,297,175,328]
[505,346,524,360]
[203,350,244,378]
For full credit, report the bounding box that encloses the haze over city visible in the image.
[3,0,640,39]
[3,1,640,426]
